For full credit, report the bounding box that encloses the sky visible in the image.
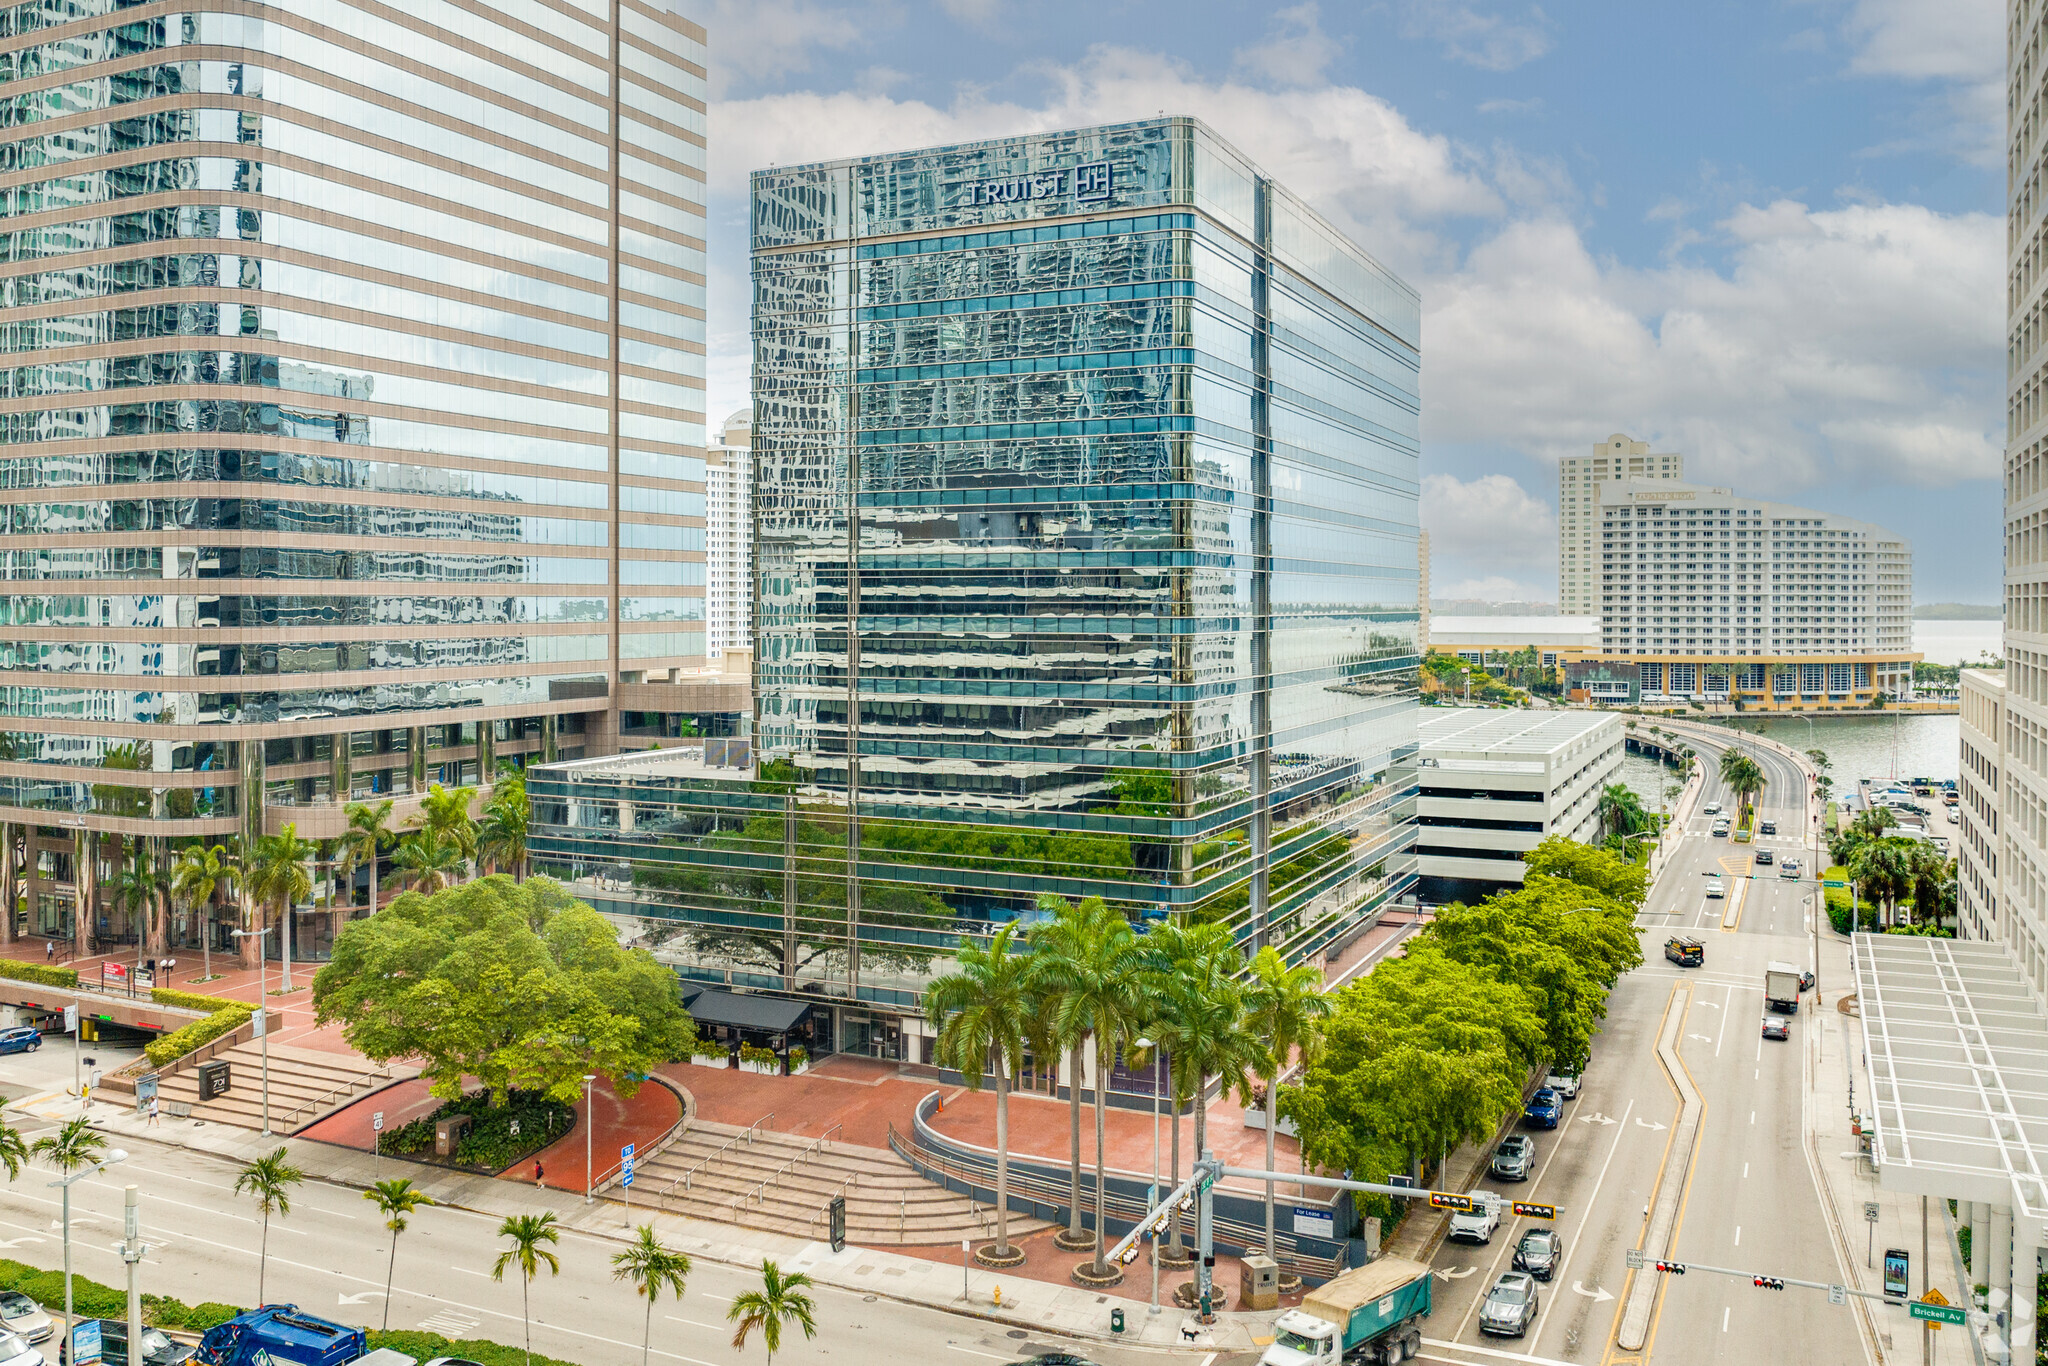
[696,0,2006,606]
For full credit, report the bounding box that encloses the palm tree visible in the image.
[391,830,468,894]
[31,1118,105,1335]
[339,800,397,916]
[491,1212,561,1366]
[412,782,481,864]
[726,1259,817,1366]
[1024,894,1111,1249]
[611,1223,691,1366]
[246,824,314,975]
[362,1178,433,1330]
[1035,901,1148,1278]
[110,841,167,977]
[1596,783,1647,841]
[1143,969,1263,1268]
[0,1113,26,1181]
[478,773,530,880]
[1242,946,1331,1260]
[171,842,234,981]
[1135,918,1238,1259]
[1717,748,1766,821]
[924,922,1032,1262]
[234,1146,303,1305]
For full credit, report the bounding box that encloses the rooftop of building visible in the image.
[1430,615,1603,645]
[1419,707,1621,761]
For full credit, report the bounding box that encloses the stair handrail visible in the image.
[671,1111,773,1193]
[277,1063,393,1130]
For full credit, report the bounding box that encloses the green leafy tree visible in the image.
[1848,839,1917,928]
[1520,836,1649,908]
[233,1146,303,1305]
[172,842,235,980]
[480,772,531,880]
[312,876,693,1106]
[491,1212,561,1366]
[248,824,315,969]
[340,800,398,915]
[412,782,481,862]
[363,1178,433,1329]
[611,1223,691,1366]
[1242,946,1331,1259]
[923,923,1033,1261]
[726,1260,817,1366]
[1595,783,1648,841]
[392,829,468,895]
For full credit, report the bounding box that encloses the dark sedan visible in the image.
[1513,1228,1563,1280]
[1762,1016,1790,1041]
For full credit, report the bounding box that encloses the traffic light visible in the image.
[1752,1276,1785,1291]
[1654,1261,1687,1275]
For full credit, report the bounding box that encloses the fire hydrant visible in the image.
[992,1285,1003,1308]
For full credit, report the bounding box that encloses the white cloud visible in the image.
[939,0,1002,28]
[1400,1,1554,72]
[704,0,871,98]
[1422,475,1557,598]
[1436,574,1551,602]
[1235,4,1340,88]
[1836,0,2003,164]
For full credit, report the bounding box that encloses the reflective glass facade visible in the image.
[531,119,1419,1029]
[0,0,707,949]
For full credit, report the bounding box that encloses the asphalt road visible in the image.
[1413,729,1870,1366]
[0,1135,1159,1366]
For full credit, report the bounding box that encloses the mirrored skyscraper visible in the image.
[0,0,709,958]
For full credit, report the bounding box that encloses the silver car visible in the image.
[0,1296,50,1347]
[0,1330,44,1366]
[1479,1272,1540,1337]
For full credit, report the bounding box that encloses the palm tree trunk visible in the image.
[1065,1041,1084,1241]
[642,1297,652,1366]
[1167,1086,1184,1257]
[384,1234,396,1329]
[238,885,261,970]
[1263,1067,1279,1258]
[1090,1064,1109,1274]
[994,1061,1013,1256]
[521,1276,531,1366]
[259,1211,269,1304]
[369,855,379,915]
[0,821,14,946]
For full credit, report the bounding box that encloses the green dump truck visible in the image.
[1257,1256,1433,1366]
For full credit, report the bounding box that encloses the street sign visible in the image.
[63,1004,77,1032]
[1863,1202,1880,1223]
[1828,1284,1847,1305]
[829,1195,846,1253]
[1625,1248,1646,1269]
[372,1111,384,1132]
[1512,1201,1557,1220]
[1909,1300,1964,1327]
[621,1165,635,1188]
[1428,1191,1473,1212]
[1196,1171,1216,1194]
[622,1143,635,1159]
[251,1007,267,1039]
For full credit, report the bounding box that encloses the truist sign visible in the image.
[965,159,1113,208]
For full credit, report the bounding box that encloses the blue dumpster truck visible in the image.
[194,1307,415,1366]
[1257,1258,1433,1366]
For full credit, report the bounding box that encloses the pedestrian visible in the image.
[146,1095,159,1128]
[44,940,53,962]
[533,1159,545,1189]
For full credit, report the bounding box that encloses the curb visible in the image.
[1617,982,1702,1351]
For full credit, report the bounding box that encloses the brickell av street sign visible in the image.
[1910,1290,1964,1327]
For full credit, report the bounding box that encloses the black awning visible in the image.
[681,987,811,1034]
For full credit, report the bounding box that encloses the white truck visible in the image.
[1764,962,1803,1014]
[1258,1257,1434,1366]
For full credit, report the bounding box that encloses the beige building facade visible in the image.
[0,1,718,957]
[1557,434,1682,614]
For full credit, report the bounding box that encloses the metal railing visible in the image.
[730,1124,843,1212]
[668,1111,773,1194]
[279,1063,394,1130]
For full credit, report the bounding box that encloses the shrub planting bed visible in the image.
[375,1089,574,1173]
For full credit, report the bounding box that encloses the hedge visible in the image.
[0,959,79,989]
[144,1003,251,1069]
[0,1261,580,1366]
[150,987,245,1014]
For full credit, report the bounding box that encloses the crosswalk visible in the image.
[417,1310,481,1338]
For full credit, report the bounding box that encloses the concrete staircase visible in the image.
[624,1119,1051,1247]
[155,1041,397,1132]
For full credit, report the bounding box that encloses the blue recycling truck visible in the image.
[193,1307,396,1366]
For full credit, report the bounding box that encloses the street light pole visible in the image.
[48,1148,126,1350]
[583,1073,596,1203]
[232,927,272,1134]
[1136,1036,1161,1317]
[120,1184,146,1366]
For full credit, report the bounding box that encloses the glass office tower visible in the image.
[0,1,709,958]
[531,118,1419,1060]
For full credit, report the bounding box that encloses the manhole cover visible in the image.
[1006,1332,1027,1340]
[863,1296,876,1303]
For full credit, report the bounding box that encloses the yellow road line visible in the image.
[1600,982,1689,1366]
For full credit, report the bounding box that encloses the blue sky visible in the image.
[699,0,2004,604]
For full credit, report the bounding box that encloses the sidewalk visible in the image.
[59,1093,1273,1353]
[1804,979,1977,1365]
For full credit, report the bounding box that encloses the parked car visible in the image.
[1478,1273,1540,1337]
[1448,1198,1500,1244]
[61,1322,192,1366]
[1781,858,1801,879]
[1753,847,1773,865]
[1704,876,1725,899]
[1490,1135,1535,1181]
[1009,1357,1101,1366]
[1513,1228,1563,1280]
[1762,1016,1791,1041]
[0,1331,42,1366]
[1524,1089,1563,1128]
[0,1293,51,1345]
[1542,1067,1581,1099]
[1759,819,1777,835]
[0,1026,41,1057]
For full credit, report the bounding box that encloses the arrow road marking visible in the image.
[1572,1281,1615,1303]
[1635,1117,1668,1131]
[0,1237,44,1248]
[1436,1266,1478,1280]
[337,1291,387,1306]
[1687,1034,1714,1043]
[1579,1113,1618,1126]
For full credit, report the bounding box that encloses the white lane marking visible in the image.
[127,1164,358,1218]
[1723,1305,1731,1332]
[1533,1097,1635,1336]
[451,1267,490,1278]
[1743,1163,1749,1179]
[1750,1111,1756,1125]
[1734,1226,1741,1247]
[1716,982,1732,1056]
[75,1176,306,1235]
[665,1316,729,1334]
[1419,1338,1580,1366]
